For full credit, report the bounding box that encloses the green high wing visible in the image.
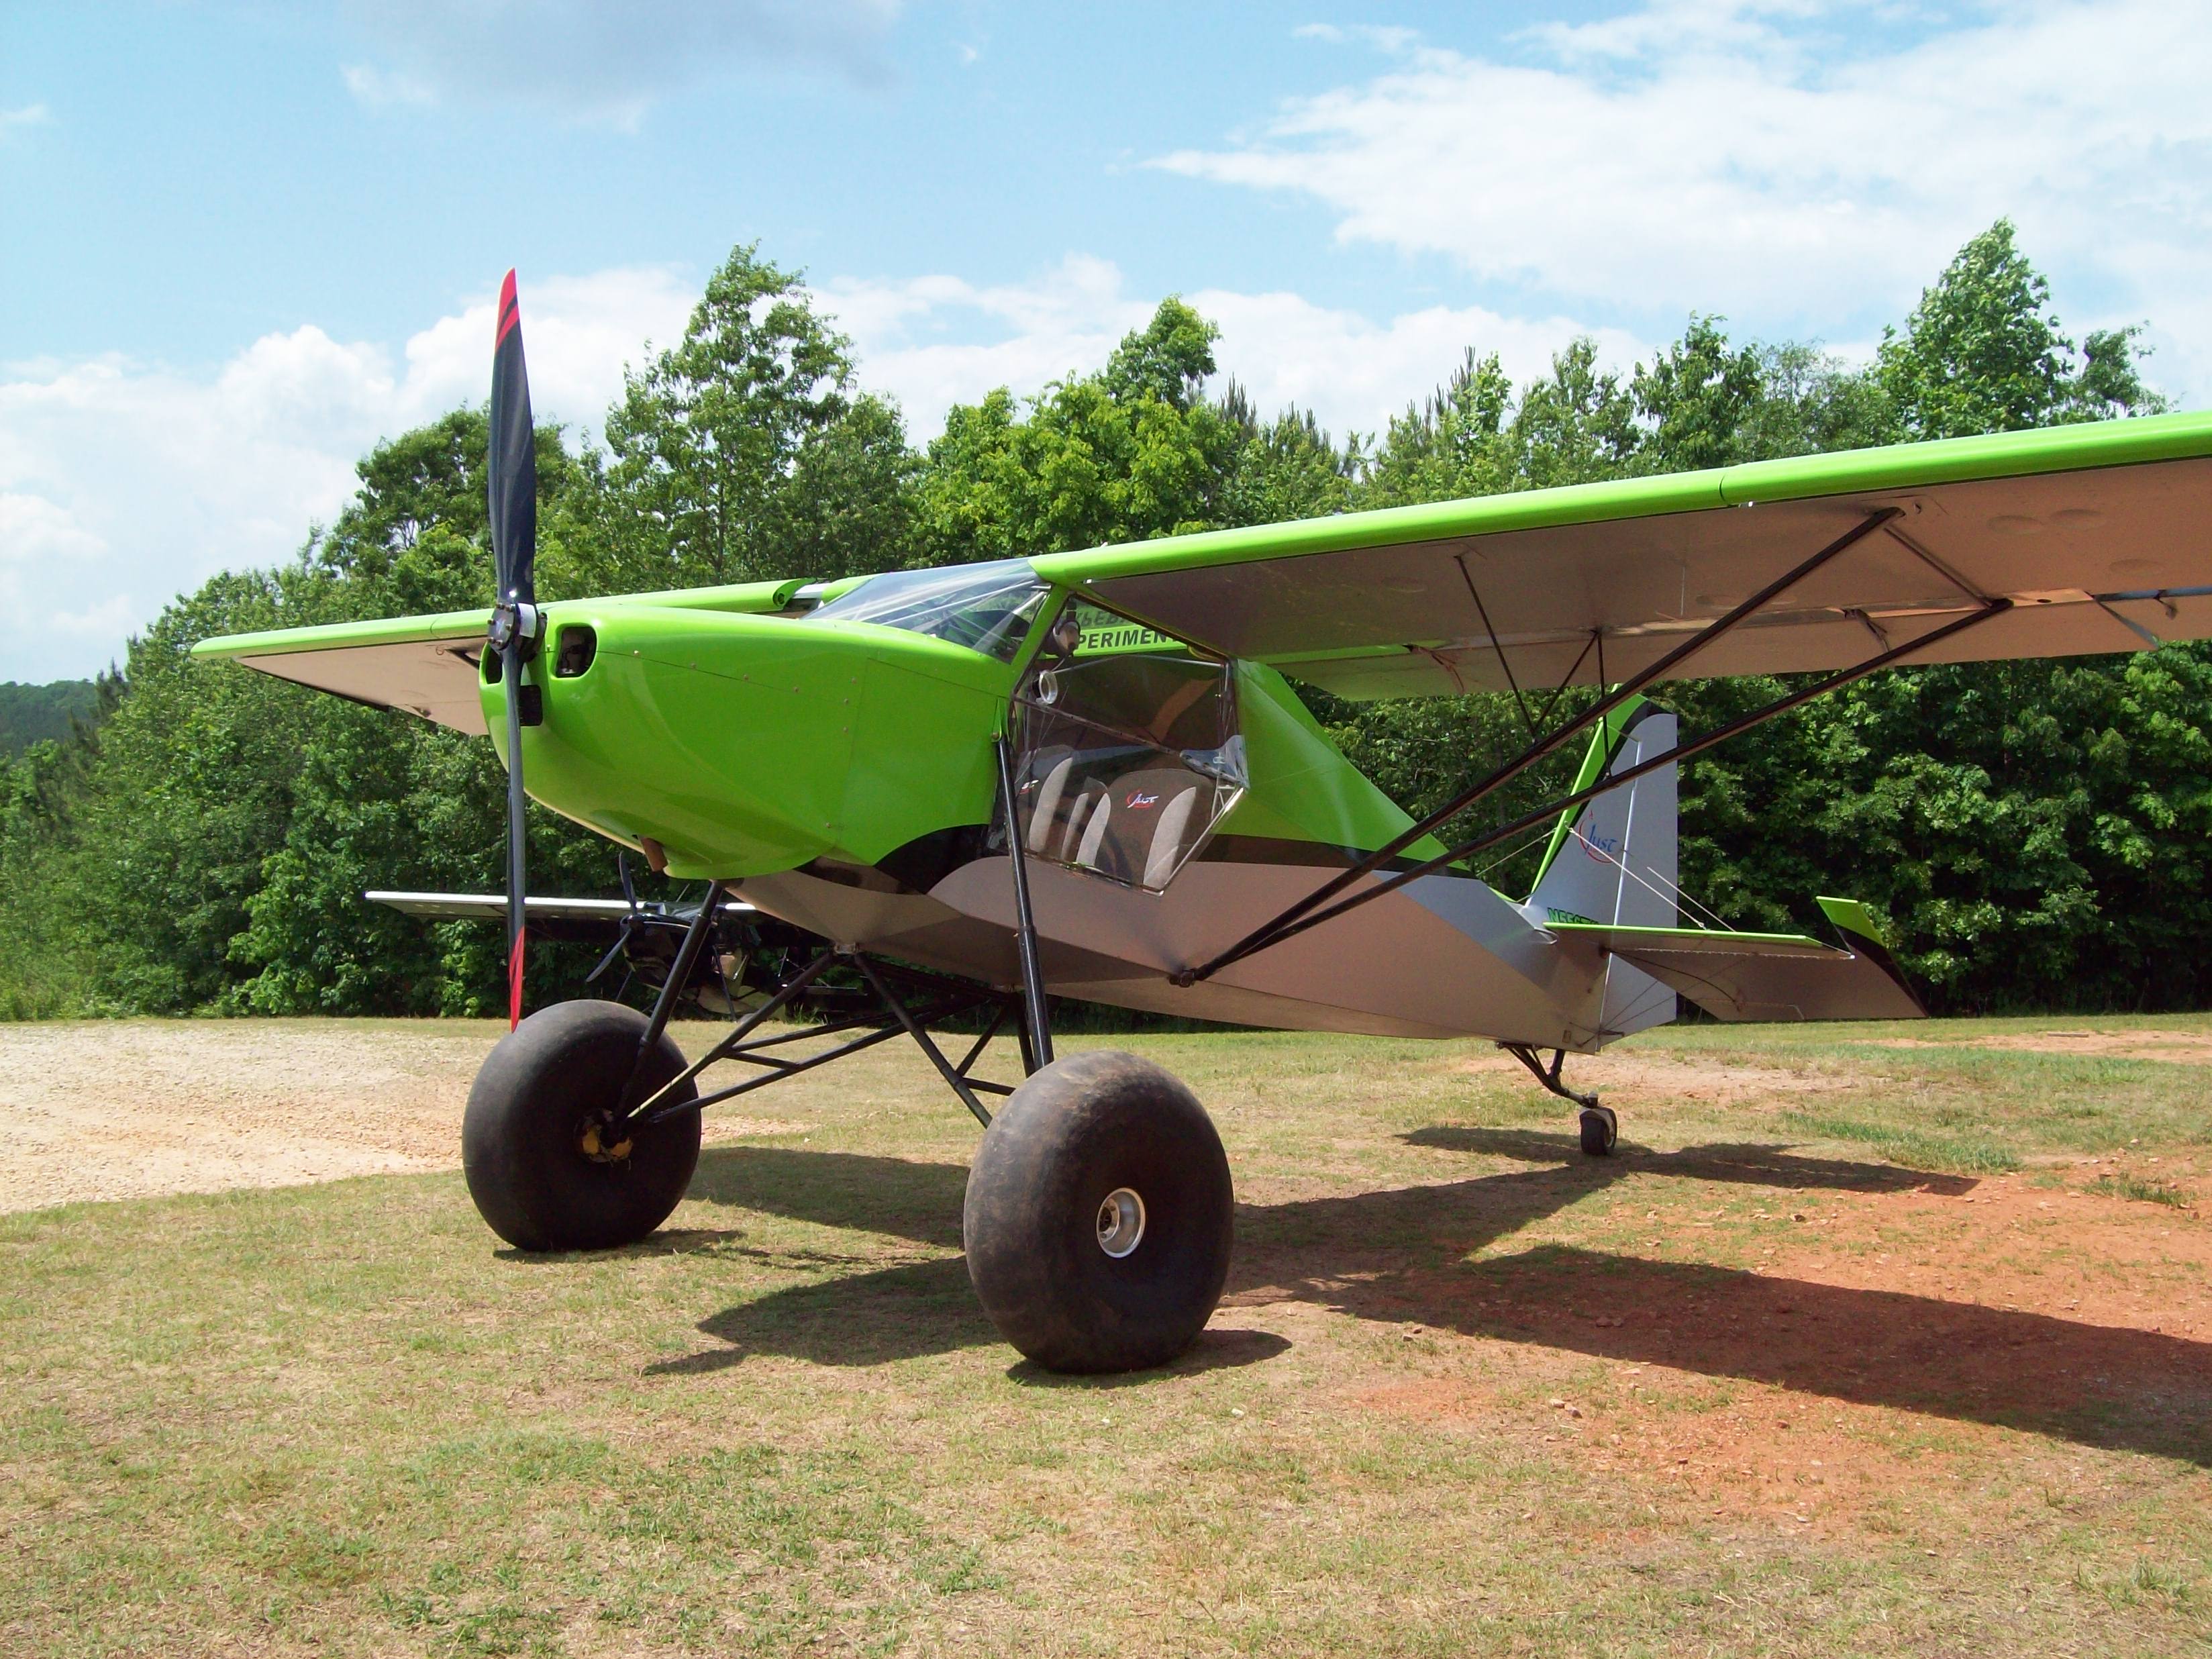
[1034,409,2212,697]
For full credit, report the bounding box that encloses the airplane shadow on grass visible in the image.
[648,1135,2212,1462]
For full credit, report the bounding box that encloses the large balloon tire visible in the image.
[963,1050,1233,1374]
[462,999,701,1252]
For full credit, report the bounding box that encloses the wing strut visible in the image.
[1174,506,1977,985]
[1460,562,1538,740]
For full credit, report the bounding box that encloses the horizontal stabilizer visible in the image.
[1550,897,1925,1023]
[367,891,756,921]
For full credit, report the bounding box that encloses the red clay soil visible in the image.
[1321,1170,2212,1527]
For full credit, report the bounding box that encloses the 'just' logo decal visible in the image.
[1125,791,1160,809]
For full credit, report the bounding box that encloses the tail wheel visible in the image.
[462,999,701,1251]
[963,1050,1233,1373]
[1578,1105,1618,1157]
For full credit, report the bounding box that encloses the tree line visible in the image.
[3,219,2205,1021]
[0,681,100,759]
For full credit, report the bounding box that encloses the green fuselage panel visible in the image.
[485,592,1438,885]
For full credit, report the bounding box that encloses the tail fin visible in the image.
[1527,698,1679,1038]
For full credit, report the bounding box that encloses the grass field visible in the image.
[5,1013,2211,1656]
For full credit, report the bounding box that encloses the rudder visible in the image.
[1525,699,1679,1038]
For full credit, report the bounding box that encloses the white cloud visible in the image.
[1,103,50,133]
[824,256,1646,444]
[0,268,694,682]
[0,493,107,616]
[1158,1,2212,399]
[1195,290,1650,440]
[48,593,137,640]
[340,0,905,122]
[823,256,1154,432]
[339,64,434,108]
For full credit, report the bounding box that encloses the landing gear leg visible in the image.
[996,734,1054,1076]
[1499,1043,1615,1158]
[964,737,1234,1374]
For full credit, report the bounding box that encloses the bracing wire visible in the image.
[1564,823,1734,933]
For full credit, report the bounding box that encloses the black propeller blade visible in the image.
[487,268,542,1029]
[489,268,538,613]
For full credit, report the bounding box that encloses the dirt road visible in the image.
[0,1019,813,1213]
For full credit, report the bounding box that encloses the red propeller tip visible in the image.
[507,925,527,1030]
[497,269,521,345]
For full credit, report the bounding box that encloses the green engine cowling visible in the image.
[484,604,1013,879]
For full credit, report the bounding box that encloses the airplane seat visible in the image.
[1074,793,1112,869]
[1062,765,1207,888]
[1027,752,1076,854]
[1141,787,1199,889]
[1058,782,1105,863]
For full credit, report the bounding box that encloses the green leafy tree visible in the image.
[0,676,117,1016]
[1736,341,1895,460]
[762,393,921,581]
[1213,384,1360,527]
[1360,349,1517,507]
[68,572,317,1011]
[916,299,1241,562]
[0,681,101,758]
[1362,340,1638,509]
[1878,218,2165,440]
[1629,315,1768,472]
[597,244,907,590]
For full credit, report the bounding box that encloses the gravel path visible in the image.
[0,1019,825,1214]
[1,1021,501,1213]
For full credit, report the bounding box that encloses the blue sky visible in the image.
[5,1,2210,681]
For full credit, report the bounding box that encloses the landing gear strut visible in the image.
[962,738,1231,1371]
[1500,1042,1617,1158]
[462,879,1042,1254]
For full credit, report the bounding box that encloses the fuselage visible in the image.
[484,560,1645,1050]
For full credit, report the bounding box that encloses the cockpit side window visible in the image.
[1011,596,1246,893]
[805,560,1049,662]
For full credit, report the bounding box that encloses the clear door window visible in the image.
[1013,599,1245,891]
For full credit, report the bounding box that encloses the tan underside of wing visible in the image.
[1087,457,2212,697]
[236,637,489,734]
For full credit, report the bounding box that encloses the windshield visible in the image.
[807,560,1049,662]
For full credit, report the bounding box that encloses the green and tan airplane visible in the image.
[195,274,2212,1372]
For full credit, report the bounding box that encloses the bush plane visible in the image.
[195,273,2212,1372]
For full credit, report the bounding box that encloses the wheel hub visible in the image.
[1095,1187,1146,1258]
[579,1117,635,1164]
